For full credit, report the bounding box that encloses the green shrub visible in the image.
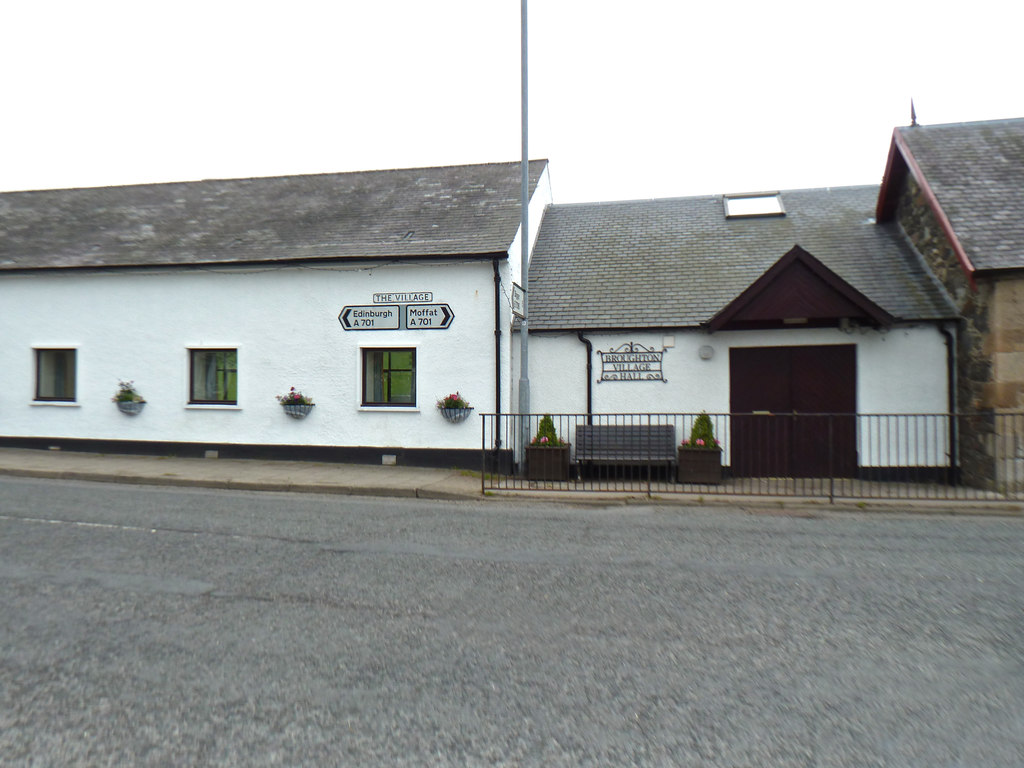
[684,412,718,449]
[531,415,565,446]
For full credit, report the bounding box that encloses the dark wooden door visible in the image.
[730,345,856,477]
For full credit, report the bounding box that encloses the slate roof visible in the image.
[528,186,956,331]
[0,160,548,271]
[887,118,1024,272]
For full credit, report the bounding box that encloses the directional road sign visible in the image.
[338,305,400,330]
[511,283,525,319]
[406,303,454,329]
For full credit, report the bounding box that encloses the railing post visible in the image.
[646,412,652,497]
[828,414,835,504]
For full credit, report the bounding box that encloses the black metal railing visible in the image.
[480,412,1024,502]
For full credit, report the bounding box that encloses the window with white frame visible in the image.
[189,348,238,404]
[724,192,785,218]
[362,348,416,406]
[35,348,77,401]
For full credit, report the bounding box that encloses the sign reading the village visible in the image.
[373,291,432,304]
[406,304,454,329]
[338,305,400,330]
[597,342,667,382]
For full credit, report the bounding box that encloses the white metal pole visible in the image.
[518,0,531,456]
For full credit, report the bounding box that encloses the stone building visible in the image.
[876,117,1024,487]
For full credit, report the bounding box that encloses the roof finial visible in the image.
[910,99,918,127]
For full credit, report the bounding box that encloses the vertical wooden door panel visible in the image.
[730,345,856,477]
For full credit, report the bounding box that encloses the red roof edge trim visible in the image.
[876,129,906,222]
[891,129,977,289]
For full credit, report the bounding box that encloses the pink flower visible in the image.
[695,438,705,446]
[540,436,548,444]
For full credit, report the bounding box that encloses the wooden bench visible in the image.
[575,424,677,471]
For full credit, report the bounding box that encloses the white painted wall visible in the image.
[0,260,505,450]
[519,324,950,466]
[524,325,948,414]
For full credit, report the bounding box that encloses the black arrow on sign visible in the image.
[441,305,453,328]
[338,308,352,328]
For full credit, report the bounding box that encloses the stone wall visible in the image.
[895,174,1024,489]
[896,175,992,411]
[986,278,1024,409]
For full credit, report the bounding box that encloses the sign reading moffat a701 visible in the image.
[338,302,454,331]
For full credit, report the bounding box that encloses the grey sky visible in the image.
[3,0,1021,203]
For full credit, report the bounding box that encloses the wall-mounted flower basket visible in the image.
[437,392,472,423]
[282,403,315,420]
[116,400,146,416]
[677,447,722,484]
[277,387,314,419]
[112,380,145,415]
[440,407,473,424]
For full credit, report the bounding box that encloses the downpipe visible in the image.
[577,331,593,425]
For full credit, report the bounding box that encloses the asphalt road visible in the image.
[1,477,1022,767]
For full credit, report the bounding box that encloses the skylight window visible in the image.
[724,193,785,218]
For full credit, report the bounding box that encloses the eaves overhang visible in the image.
[0,250,511,276]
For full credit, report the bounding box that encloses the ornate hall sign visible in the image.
[597,342,667,382]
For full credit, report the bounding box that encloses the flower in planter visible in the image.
[112,380,145,403]
[437,392,470,410]
[530,414,566,446]
[682,412,720,449]
[276,387,314,405]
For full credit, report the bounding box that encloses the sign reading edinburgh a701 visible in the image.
[338,305,400,330]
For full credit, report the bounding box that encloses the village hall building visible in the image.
[520,185,956,478]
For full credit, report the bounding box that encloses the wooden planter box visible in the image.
[526,445,570,481]
[677,447,722,484]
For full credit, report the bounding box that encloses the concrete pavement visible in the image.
[0,447,484,500]
[2,446,1023,515]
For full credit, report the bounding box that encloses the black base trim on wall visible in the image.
[0,436,480,471]
[856,466,961,485]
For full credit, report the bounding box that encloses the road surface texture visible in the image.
[1,477,1022,766]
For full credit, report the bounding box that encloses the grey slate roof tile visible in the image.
[897,118,1024,272]
[0,161,548,270]
[528,186,956,330]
